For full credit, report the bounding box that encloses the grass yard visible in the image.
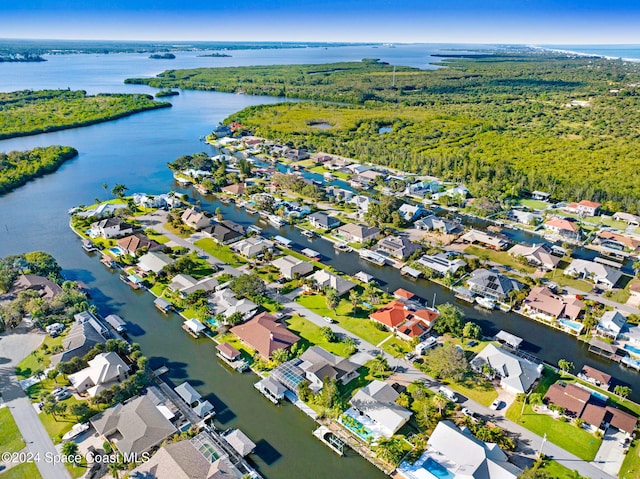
[149,282,167,296]
[188,257,217,279]
[15,335,63,379]
[516,198,550,210]
[163,222,193,238]
[603,288,631,304]
[444,374,498,407]
[217,333,256,365]
[0,408,26,454]
[286,315,355,357]
[66,456,88,479]
[296,294,391,346]
[194,238,247,267]
[39,395,92,444]
[381,337,412,357]
[464,245,535,273]
[0,461,42,479]
[537,459,586,479]
[506,368,602,461]
[544,267,593,293]
[620,437,640,479]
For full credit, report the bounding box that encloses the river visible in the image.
[0,44,638,478]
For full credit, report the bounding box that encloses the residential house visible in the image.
[508,243,560,270]
[231,236,274,258]
[369,300,439,340]
[91,394,177,455]
[350,195,376,213]
[50,311,109,366]
[571,200,601,217]
[307,211,341,230]
[597,231,640,252]
[271,346,359,394]
[130,432,243,479]
[231,312,299,359]
[471,344,543,394]
[467,269,523,302]
[431,184,470,202]
[335,223,380,244]
[8,274,63,300]
[167,274,218,298]
[414,214,461,234]
[532,191,551,201]
[77,203,127,218]
[415,253,466,277]
[181,208,210,230]
[543,217,580,239]
[202,223,243,245]
[522,287,584,321]
[117,234,161,257]
[578,365,612,390]
[90,217,135,239]
[507,209,540,225]
[564,259,622,289]
[308,269,356,296]
[221,183,245,196]
[613,212,640,226]
[397,420,522,479]
[209,289,258,320]
[325,186,354,202]
[375,235,422,260]
[132,193,166,209]
[596,310,626,339]
[348,380,412,438]
[137,252,174,273]
[398,203,425,222]
[271,255,314,280]
[68,352,130,397]
[460,229,509,250]
[405,180,441,199]
[544,383,638,436]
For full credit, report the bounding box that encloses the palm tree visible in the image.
[557,359,573,375]
[614,385,631,402]
[111,183,128,199]
[102,183,108,199]
[373,435,406,466]
[349,289,359,313]
[432,392,448,416]
[108,462,121,479]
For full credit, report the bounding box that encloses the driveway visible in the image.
[0,324,72,479]
[593,428,628,477]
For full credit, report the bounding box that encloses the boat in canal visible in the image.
[100,255,117,269]
[301,230,315,238]
[358,249,386,266]
[81,239,98,252]
[475,296,496,310]
[268,214,286,227]
[334,242,352,252]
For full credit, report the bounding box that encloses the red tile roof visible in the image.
[231,312,299,359]
[397,319,430,338]
[580,365,611,385]
[579,200,601,209]
[544,383,590,417]
[605,406,638,434]
[394,288,415,300]
[370,301,408,328]
[411,309,439,325]
[544,217,578,232]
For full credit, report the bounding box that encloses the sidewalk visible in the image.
[0,325,72,479]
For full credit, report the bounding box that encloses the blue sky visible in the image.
[2,0,639,43]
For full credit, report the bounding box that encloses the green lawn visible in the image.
[516,199,550,210]
[65,456,88,479]
[538,459,587,479]
[188,257,217,279]
[603,288,631,304]
[381,337,412,357]
[464,245,535,273]
[149,282,167,296]
[506,368,602,461]
[297,294,391,346]
[144,230,170,244]
[15,335,62,379]
[194,238,247,267]
[0,461,42,479]
[0,408,26,454]
[163,222,193,238]
[444,374,498,407]
[544,266,593,293]
[286,315,355,357]
[620,436,640,479]
[39,395,89,444]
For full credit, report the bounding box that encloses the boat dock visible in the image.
[358,249,386,266]
[313,426,347,456]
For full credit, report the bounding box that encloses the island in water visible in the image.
[197,52,232,58]
[155,89,180,98]
[149,53,176,59]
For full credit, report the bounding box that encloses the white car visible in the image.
[462,408,478,420]
[322,316,336,324]
[489,399,501,410]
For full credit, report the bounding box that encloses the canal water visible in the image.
[0,44,638,479]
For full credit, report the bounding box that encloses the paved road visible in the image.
[0,325,71,479]
[135,212,616,479]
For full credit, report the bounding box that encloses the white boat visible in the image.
[61,423,89,441]
[247,225,262,234]
[475,296,496,310]
[301,230,315,238]
[268,215,286,227]
[334,242,352,253]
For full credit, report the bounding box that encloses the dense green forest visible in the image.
[127,54,640,212]
[0,146,78,195]
[0,90,171,140]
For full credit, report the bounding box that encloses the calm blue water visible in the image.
[544,44,640,61]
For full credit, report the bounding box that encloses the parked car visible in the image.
[462,407,478,420]
[466,340,478,348]
[322,316,336,324]
[52,387,71,400]
[405,352,416,361]
[489,399,501,410]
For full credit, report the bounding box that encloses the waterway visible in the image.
[0,45,638,475]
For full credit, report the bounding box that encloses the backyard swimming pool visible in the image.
[109,246,125,256]
[558,319,583,333]
[624,344,640,356]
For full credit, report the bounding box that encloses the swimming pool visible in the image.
[624,344,640,356]
[558,319,583,333]
[109,246,125,256]
[339,414,373,441]
[205,317,218,329]
[423,458,454,479]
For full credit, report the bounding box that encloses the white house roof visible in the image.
[183,319,206,334]
[138,252,174,273]
[471,344,542,394]
[350,380,412,437]
[564,259,622,287]
[598,310,626,334]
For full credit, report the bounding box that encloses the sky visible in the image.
[2,0,640,44]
